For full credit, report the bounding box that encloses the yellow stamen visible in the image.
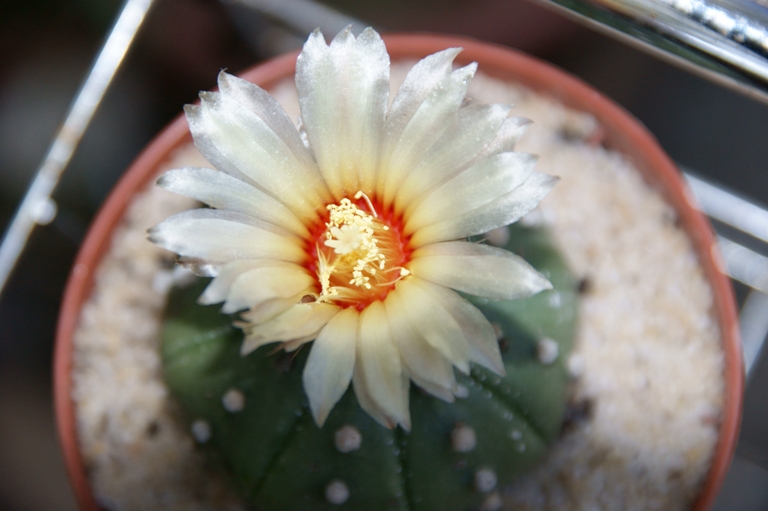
[315,194,406,307]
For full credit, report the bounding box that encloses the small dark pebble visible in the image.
[159,256,176,270]
[275,352,297,373]
[146,421,160,438]
[577,277,591,295]
[562,399,593,433]
[667,469,683,482]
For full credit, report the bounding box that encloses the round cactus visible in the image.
[161,222,577,511]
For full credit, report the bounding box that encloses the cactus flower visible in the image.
[149,27,556,431]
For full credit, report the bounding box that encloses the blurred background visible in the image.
[1,0,767,509]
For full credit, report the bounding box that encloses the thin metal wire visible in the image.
[529,0,768,105]
[684,172,768,377]
[685,172,768,244]
[0,0,155,297]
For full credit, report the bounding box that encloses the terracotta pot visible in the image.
[54,33,743,511]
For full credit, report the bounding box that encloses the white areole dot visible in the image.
[334,425,362,453]
[567,353,585,377]
[475,468,498,492]
[537,338,559,365]
[222,388,245,412]
[325,480,350,505]
[451,424,477,453]
[190,419,211,443]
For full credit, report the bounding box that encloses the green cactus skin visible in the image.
[161,223,578,511]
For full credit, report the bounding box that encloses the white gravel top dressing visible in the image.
[71,64,724,511]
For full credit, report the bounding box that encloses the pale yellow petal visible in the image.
[352,364,395,429]
[225,271,314,314]
[410,277,505,375]
[355,301,410,429]
[239,292,307,324]
[199,260,312,308]
[303,308,359,426]
[392,278,471,374]
[384,291,457,402]
[240,303,340,355]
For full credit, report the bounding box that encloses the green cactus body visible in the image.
[161,223,578,511]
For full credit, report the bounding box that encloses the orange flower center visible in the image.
[307,192,411,310]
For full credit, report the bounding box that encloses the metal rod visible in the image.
[685,172,768,244]
[740,289,768,378]
[717,235,768,294]
[0,0,155,296]
[529,0,768,105]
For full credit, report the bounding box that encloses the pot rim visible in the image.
[54,32,743,511]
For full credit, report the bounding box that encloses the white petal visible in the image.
[379,59,476,206]
[404,151,537,234]
[483,116,531,156]
[148,209,306,264]
[410,278,504,375]
[354,301,410,429]
[198,259,304,305]
[239,292,307,324]
[384,291,457,402]
[303,308,359,426]
[408,172,559,248]
[352,364,395,429]
[186,74,331,220]
[392,103,511,214]
[296,27,389,197]
[388,48,461,123]
[409,241,552,300]
[240,302,340,355]
[224,264,315,314]
[157,167,308,237]
[392,278,471,374]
